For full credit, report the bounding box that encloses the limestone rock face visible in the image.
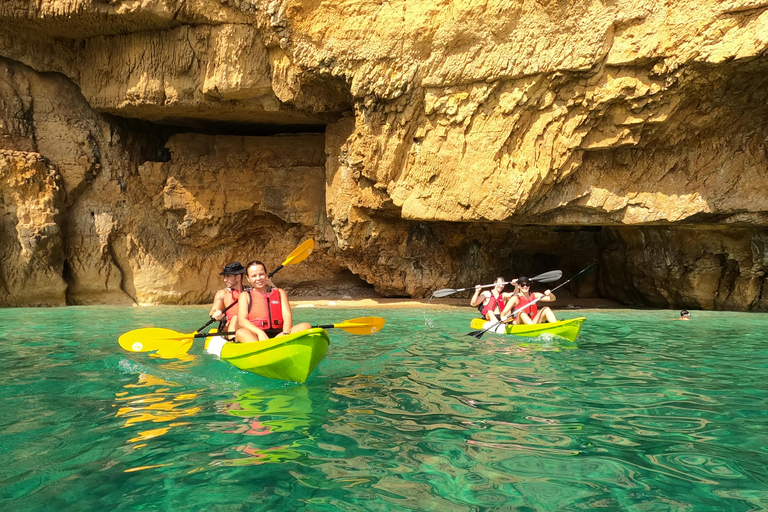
[0,151,66,306]
[601,227,768,311]
[75,24,350,126]
[0,0,767,309]
[126,131,340,304]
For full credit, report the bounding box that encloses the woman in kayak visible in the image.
[499,276,558,325]
[235,260,311,342]
[470,277,518,322]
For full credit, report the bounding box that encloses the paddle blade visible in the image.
[467,320,506,339]
[532,270,563,283]
[282,239,314,267]
[118,328,195,353]
[432,288,459,298]
[153,339,195,359]
[323,317,386,335]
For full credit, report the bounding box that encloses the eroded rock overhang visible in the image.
[0,0,766,310]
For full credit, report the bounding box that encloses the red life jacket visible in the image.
[246,287,284,331]
[481,292,506,317]
[224,288,242,321]
[515,293,538,317]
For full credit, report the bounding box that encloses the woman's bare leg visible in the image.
[516,313,534,325]
[533,307,557,324]
[291,322,312,333]
[236,327,268,343]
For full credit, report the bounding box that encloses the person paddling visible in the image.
[209,262,247,334]
[678,310,691,321]
[470,277,518,322]
[499,276,558,325]
[235,260,311,342]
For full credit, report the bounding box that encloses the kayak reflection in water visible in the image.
[499,276,558,325]
[236,260,311,343]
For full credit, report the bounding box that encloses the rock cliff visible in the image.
[0,0,766,309]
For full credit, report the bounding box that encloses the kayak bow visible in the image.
[205,328,330,383]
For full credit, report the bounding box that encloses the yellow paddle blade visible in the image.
[118,327,196,353]
[333,317,386,335]
[282,239,314,267]
[153,339,195,359]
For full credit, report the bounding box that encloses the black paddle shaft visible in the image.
[193,331,236,338]
[197,299,239,332]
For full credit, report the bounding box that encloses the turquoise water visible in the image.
[1,306,767,511]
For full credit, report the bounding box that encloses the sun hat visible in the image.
[220,262,246,275]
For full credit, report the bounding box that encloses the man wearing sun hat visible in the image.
[208,261,247,333]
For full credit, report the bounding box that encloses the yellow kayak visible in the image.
[205,328,330,383]
[469,317,586,342]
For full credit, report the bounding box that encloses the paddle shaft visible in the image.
[197,298,239,332]
[195,331,236,338]
[189,318,382,339]
[433,270,562,298]
[469,263,597,338]
[511,268,586,312]
[194,323,362,337]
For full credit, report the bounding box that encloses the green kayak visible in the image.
[469,316,586,342]
[205,328,330,383]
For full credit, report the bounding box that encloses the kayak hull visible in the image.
[469,317,586,342]
[209,328,330,383]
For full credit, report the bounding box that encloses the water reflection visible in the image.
[210,386,316,467]
[114,373,202,449]
[114,373,320,471]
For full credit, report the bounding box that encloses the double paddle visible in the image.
[118,239,315,354]
[467,263,598,339]
[431,270,563,299]
[206,317,386,337]
[119,316,386,357]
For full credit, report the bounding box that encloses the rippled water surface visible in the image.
[1,306,768,511]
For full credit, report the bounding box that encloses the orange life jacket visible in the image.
[481,292,506,317]
[246,287,284,331]
[515,293,538,317]
[224,288,242,321]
